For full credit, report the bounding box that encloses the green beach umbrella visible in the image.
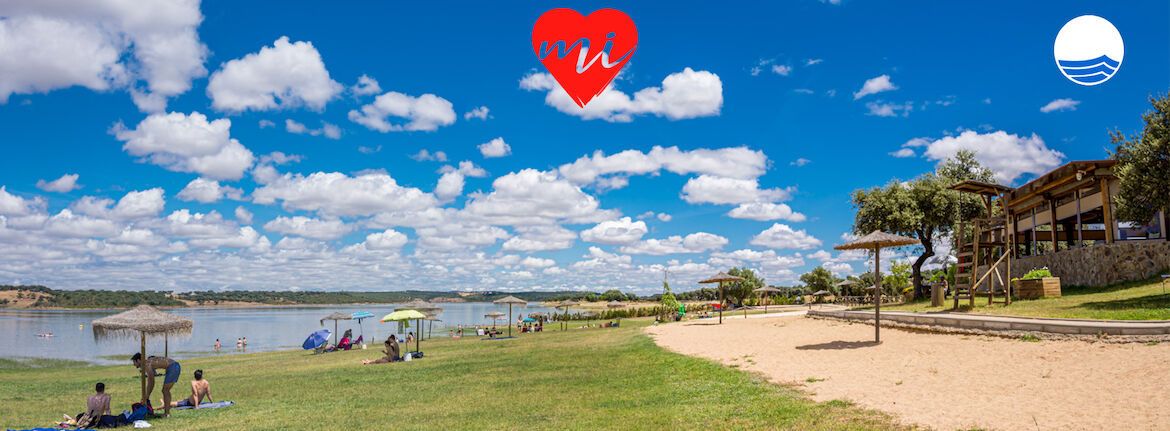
[382,310,427,353]
[396,300,442,341]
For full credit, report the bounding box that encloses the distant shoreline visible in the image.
[0,301,500,311]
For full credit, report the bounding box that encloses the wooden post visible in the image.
[874,247,881,343]
[1031,210,1038,255]
[1076,189,1083,247]
[971,220,979,308]
[1101,178,1115,244]
[164,334,168,357]
[139,333,147,404]
[1004,193,1012,305]
[1049,197,1059,253]
[718,282,724,324]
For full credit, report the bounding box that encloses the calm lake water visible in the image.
[0,302,557,365]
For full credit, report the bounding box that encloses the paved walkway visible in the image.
[808,309,1170,335]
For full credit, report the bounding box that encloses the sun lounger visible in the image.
[174,400,234,410]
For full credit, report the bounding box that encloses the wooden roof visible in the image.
[1008,160,1115,205]
[948,180,1013,196]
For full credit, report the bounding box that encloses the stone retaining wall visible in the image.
[1006,240,1170,287]
[808,309,1170,336]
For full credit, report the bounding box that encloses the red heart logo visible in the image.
[532,9,637,108]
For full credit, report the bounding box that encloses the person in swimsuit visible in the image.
[131,353,179,417]
[170,369,212,409]
[361,337,400,365]
[214,339,221,352]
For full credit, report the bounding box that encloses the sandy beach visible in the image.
[646,314,1170,431]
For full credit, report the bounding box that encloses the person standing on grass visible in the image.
[131,353,179,417]
[170,369,212,409]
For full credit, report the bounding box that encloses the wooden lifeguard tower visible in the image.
[948,180,1014,308]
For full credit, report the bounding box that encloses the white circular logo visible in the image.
[1054,15,1124,86]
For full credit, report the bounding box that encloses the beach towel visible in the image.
[8,428,97,431]
[174,400,234,410]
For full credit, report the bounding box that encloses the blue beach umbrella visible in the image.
[303,329,331,350]
[352,311,374,344]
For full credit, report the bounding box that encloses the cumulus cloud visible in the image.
[72,188,166,221]
[865,101,912,117]
[363,229,408,249]
[771,64,793,76]
[207,37,342,112]
[477,137,511,158]
[36,174,81,193]
[462,169,616,226]
[657,213,672,222]
[790,158,811,167]
[464,106,490,120]
[520,68,722,122]
[558,146,769,188]
[854,74,897,100]
[889,148,916,158]
[726,202,806,222]
[113,111,255,180]
[252,171,439,217]
[681,175,793,205]
[263,216,351,240]
[0,186,46,216]
[434,171,465,201]
[350,74,381,96]
[749,223,822,250]
[1040,98,1080,113]
[410,149,447,162]
[285,119,341,139]
[348,91,455,132]
[0,0,208,111]
[619,232,728,255]
[176,177,244,203]
[234,206,253,225]
[919,130,1065,184]
[580,217,648,245]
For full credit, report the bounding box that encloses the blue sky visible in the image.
[0,0,1166,293]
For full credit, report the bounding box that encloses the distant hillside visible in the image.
[0,286,593,309]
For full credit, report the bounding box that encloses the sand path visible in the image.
[646,315,1170,431]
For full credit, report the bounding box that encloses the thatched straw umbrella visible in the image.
[424,313,442,339]
[752,286,783,313]
[493,296,527,337]
[92,305,192,403]
[580,311,598,327]
[554,300,579,331]
[699,272,745,324]
[834,230,920,343]
[396,300,441,340]
[484,311,506,330]
[320,312,352,347]
[606,300,625,324]
[836,279,859,296]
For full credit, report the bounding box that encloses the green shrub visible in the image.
[1022,267,1053,279]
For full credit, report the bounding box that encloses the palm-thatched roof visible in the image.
[554,300,579,309]
[699,272,745,284]
[606,300,625,308]
[484,311,506,318]
[833,230,919,251]
[396,300,441,312]
[752,286,783,293]
[493,296,527,305]
[812,290,831,296]
[836,280,859,286]
[92,305,193,341]
[320,312,352,325]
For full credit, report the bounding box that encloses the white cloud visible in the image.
[580,217,648,245]
[44,209,121,238]
[72,188,165,221]
[657,213,672,222]
[790,158,811,167]
[462,169,615,226]
[477,137,511,158]
[793,89,815,94]
[681,175,793,205]
[414,222,509,251]
[520,68,722,122]
[154,210,259,248]
[206,37,342,112]
[36,174,81,193]
[434,171,465,201]
[559,146,769,187]
[805,59,824,66]
[808,250,832,261]
[176,177,243,203]
[726,202,806,222]
[865,101,912,117]
[348,91,456,132]
[1040,98,1080,113]
[439,161,488,178]
[919,130,1065,184]
[853,74,897,100]
[410,149,448,162]
[363,229,408,249]
[0,186,46,216]
[889,148,916,158]
[520,256,555,268]
[252,171,439,217]
[464,106,490,120]
[262,216,349,240]
[350,74,381,96]
[258,119,276,128]
[234,206,253,225]
[619,232,728,255]
[285,119,341,139]
[771,65,792,76]
[0,0,207,111]
[113,111,255,180]
[501,225,577,252]
[823,261,854,276]
[749,223,822,250]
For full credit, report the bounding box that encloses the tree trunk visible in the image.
[912,230,935,299]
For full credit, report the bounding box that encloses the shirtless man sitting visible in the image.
[131,353,180,417]
[170,369,213,409]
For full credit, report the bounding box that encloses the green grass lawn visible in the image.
[0,319,907,430]
[875,274,1170,320]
